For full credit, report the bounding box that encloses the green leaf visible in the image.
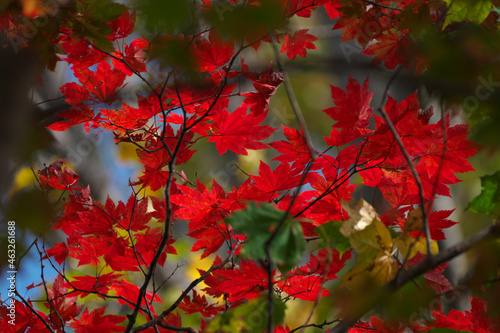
[204,0,285,40]
[227,203,304,273]
[443,0,492,28]
[204,294,286,333]
[314,221,351,255]
[77,0,126,23]
[136,0,193,35]
[72,0,126,52]
[466,171,500,215]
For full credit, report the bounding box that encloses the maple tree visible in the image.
[1,0,500,332]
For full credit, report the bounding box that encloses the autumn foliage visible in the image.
[1,0,500,332]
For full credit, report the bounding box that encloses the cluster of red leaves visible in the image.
[1,0,497,332]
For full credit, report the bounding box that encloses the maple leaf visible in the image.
[72,61,126,105]
[172,179,226,231]
[431,297,500,332]
[38,159,80,192]
[45,242,69,265]
[241,61,284,115]
[250,161,304,200]
[270,125,314,169]
[362,30,412,70]
[179,290,224,317]
[283,0,323,18]
[278,275,330,301]
[189,223,232,259]
[305,248,352,280]
[207,106,275,155]
[1,300,49,332]
[304,173,355,224]
[194,30,234,73]
[66,272,123,299]
[216,260,270,302]
[47,104,95,132]
[333,5,391,48]
[321,0,342,19]
[112,37,148,75]
[101,236,141,272]
[59,29,109,69]
[45,275,83,327]
[323,76,373,131]
[108,10,136,41]
[68,307,126,333]
[110,279,163,311]
[70,236,105,267]
[280,29,319,60]
[132,127,195,191]
[134,228,176,266]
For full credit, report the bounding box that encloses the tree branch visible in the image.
[331,223,500,333]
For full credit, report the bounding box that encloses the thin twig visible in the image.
[268,31,316,160]
[375,65,433,259]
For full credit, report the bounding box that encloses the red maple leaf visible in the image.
[108,10,136,41]
[362,30,412,70]
[280,29,319,60]
[70,237,103,267]
[178,290,224,317]
[431,297,500,332]
[207,106,275,155]
[132,127,195,191]
[72,61,126,105]
[241,62,284,115]
[277,274,329,301]
[217,260,270,302]
[45,241,69,265]
[66,272,123,299]
[134,228,176,267]
[68,307,126,333]
[270,125,313,169]
[250,161,304,200]
[189,223,232,259]
[110,279,163,311]
[47,104,95,132]
[38,159,80,192]
[45,275,83,327]
[194,30,234,73]
[323,76,373,131]
[171,179,226,231]
[59,28,109,69]
[321,0,341,19]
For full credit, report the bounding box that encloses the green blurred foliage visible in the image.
[466,171,500,216]
[314,221,351,255]
[204,0,285,42]
[227,202,304,273]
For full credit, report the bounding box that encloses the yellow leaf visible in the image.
[9,166,36,196]
[339,254,399,292]
[348,218,394,265]
[340,199,379,237]
[394,233,439,260]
